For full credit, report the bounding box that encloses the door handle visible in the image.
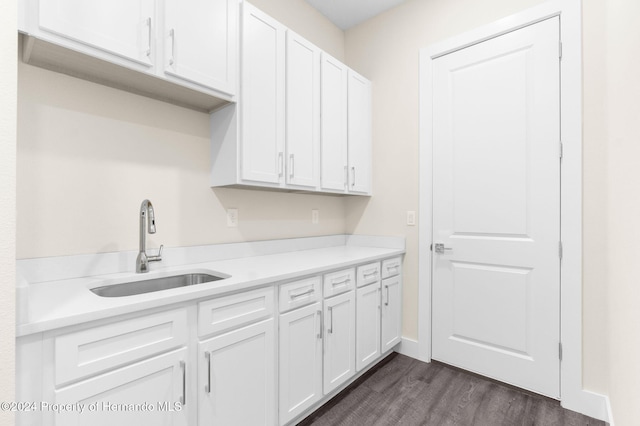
[434,243,453,254]
[328,306,333,334]
[317,310,323,339]
[169,28,176,66]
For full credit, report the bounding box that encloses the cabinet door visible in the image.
[347,69,373,195]
[164,0,237,95]
[381,275,403,353]
[198,319,275,426]
[320,53,348,192]
[54,348,188,426]
[356,283,381,371]
[279,302,323,425]
[323,290,356,394]
[39,0,155,67]
[286,31,320,189]
[240,3,286,185]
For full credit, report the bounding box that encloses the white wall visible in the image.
[16,0,346,260]
[0,0,17,423]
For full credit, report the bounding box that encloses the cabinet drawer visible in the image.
[279,276,321,312]
[323,268,355,298]
[381,257,402,279]
[356,262,380,288]
[55,308,188,387]
[199,287,274,337]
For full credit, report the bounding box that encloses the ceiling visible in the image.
[305,0,409,30]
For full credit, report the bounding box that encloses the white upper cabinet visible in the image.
[286,31,321,189]
[240,2,286,185]
[38,0,155,68]
[208,2,372,195]
[20,0,237,111]
[320,52,349,193]
[164,0,237,95]
[347,69,373,195]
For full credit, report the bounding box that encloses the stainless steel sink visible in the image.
[90,273,227,297]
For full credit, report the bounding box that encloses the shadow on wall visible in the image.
[345,195,372,234]
[211,187,348,242]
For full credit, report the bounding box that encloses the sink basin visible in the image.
[90,273,227,297]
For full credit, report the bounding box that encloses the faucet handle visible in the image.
[148,244,164,262]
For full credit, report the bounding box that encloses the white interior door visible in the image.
[432,17,561,398]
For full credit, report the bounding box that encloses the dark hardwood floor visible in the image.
[299,353,606,426]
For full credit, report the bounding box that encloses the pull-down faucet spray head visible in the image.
[136,199,163,273]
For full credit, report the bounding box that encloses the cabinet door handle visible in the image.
[317,310,323,339]
[328,306,333,334]
[351,166,356,187]
[385,285,390,306]
[169,28,176,65]
[289,154,294,178]
[180,360,186,406]
[205,352,211,393]
[278,152,284,177]
[344,165,348,188]
[146,17,152,57]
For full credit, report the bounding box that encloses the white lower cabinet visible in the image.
[323,290,356,394]
[54,348,189,426]
[381,274,403,353]
[198,319,275,426]
[278,302,323,425]
[19,257,402,426]
[356,282,381,371]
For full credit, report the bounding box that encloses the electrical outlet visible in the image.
[407,211,416,226]
[312,209,319,224]
[227,208,238,228]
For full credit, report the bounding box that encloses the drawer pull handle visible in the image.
[363,270,379,278]
[317,310,323,339]
[205,352,211,394]
[290,288,314,300]
[331,276,351,286]
[328,306,333,334]
[180,360,186,406]
[386,264,399,272]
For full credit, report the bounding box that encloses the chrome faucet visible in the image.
[136,199,163,273]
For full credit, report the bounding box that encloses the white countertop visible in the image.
[17,238,404,337]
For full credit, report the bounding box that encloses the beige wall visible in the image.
[602,0,640,423]
[16,0,346,259]
[0,0,17,423]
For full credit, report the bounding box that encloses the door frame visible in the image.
[418,0,607,421]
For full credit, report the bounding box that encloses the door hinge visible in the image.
[559,241,563,260]
[559,141,563,159]
[559,342,563,361]
[559,41,563,60]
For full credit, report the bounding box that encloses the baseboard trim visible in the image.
[606,394,614,425]
[561,388,610,423]
[395,337,421,360]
